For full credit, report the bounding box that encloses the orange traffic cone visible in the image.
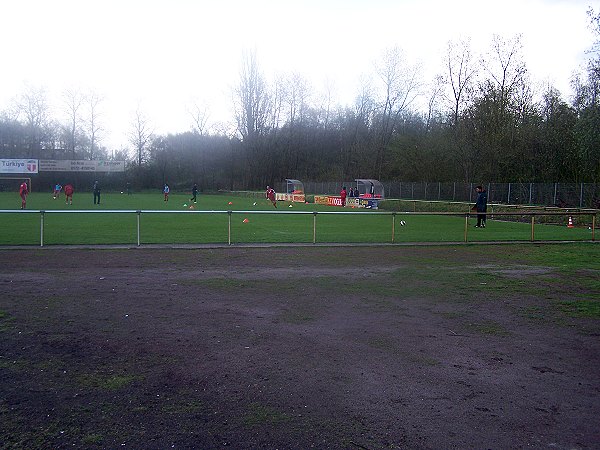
[242,218,249,223]
[567,216,574,228]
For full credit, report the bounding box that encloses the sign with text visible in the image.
[39,160,125,172]
[0,159,39,174]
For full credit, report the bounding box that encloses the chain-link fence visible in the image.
[300,181,600,209]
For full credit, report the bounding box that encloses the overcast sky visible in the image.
[1,0,597,152]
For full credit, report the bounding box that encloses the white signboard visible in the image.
[0,159,39,174]
[39,160,125,172]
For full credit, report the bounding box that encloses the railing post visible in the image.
[136,210,141,246]
[313,211,317,244]
[464,214,469,243]
[531,215,535,242]
[592,215,596,242]
[392,213,396,243]
[228,210,232,245]
[40,210,44,247]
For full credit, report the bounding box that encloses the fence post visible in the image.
[529,183,533,204]
[507,183,511,204]
[593,215,596,242]
[531,215,535,242]
[553,183,557,206]
[228,210,232,245]
[136,210,141,246]
[313,211,317,244]
[40,210,44,247]
[580,183,584,208]
[392,213,396,243]
[464,214,469,243]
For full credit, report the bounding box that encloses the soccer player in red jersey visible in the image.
[266,185,277,208]
[340,186,347,207]
[19,180,29,209]
[64,184,74,205]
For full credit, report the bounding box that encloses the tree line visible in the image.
[1,25,599,192]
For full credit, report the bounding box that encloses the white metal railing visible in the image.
[0,209,596,246]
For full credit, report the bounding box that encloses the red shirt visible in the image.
[19,183,28,195]
[64,184,74,196]
[266,188,275,200]
[340,189,347,200]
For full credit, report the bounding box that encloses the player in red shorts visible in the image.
[340,186,347,207]
[266,185,277,208]
[64,184,74,205]
[19,180,29,209]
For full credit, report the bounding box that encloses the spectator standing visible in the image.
[163,183,170,202]
[93,180,101,205]
[474,185,488,228]
[190,183,198,203]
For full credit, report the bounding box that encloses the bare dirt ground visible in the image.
[1,245,599,449]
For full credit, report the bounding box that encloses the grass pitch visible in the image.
[0,191,595,245]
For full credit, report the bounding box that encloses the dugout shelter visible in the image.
[276,179,305,202]
[355,179,384,198]
[285,179,304,195]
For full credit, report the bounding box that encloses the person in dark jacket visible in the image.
[474,185,488,228]
[93,180,101,205]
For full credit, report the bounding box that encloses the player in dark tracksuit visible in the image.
[93,181,101,204]
[474,185,488,228]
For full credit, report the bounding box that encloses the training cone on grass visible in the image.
[567,216,574,228]
[228,201,233,205]
[242,218,249,223]
[189,205,195,210]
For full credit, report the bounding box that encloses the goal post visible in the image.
[0,177,32,193]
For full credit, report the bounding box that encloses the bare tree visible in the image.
[87,91,103,160]
[188,100,210,136]
[233,50,270,142]
[63,88,85,159]
[129,107,153,167]
[372,46,421,178]
[15,83,50,157]
[426,75,445,131]
[445,38,477,126]
[481,34,527,117]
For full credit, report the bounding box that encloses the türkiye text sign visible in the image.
[0,159,39,174]
[39,160,125,172]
